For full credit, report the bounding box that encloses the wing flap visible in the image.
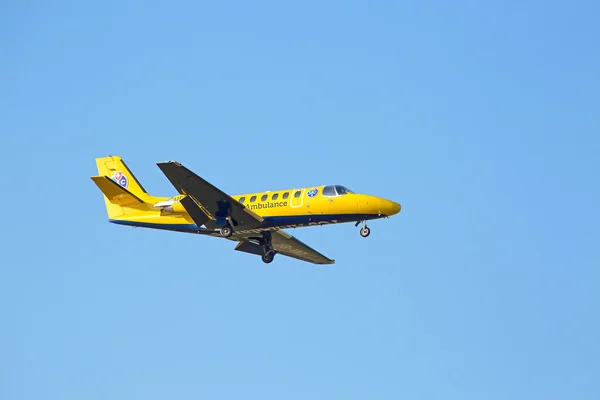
[234,240,264,256]
[91,176,144,206]
[179,195,210,227]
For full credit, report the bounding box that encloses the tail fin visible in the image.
[92,155,153,219]
[95,156,149,199]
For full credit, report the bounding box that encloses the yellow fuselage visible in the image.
[110,185,401,233]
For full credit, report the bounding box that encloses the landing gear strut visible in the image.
[356,220,371,238]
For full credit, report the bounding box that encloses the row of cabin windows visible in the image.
[236,185,353,204]
[237,190,302,204]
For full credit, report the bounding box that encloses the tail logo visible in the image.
[112,171,129,189]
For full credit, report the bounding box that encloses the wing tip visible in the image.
[318,259,335,265]
[157,160,182,166]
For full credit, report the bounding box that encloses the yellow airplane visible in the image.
[91,156,401,264]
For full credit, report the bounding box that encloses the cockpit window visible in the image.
[335,185,353,195]
[323,185,336,196]
[323,185,353,197]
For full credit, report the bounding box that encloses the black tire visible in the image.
[360,227,371,237]
[220,226,233,238]
[261,251,275,264]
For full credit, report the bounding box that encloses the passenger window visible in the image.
[261,194,268,201]
[282,192,289,199]
[239,197,246,204]
[323,185,336,196]
[250,196,257,202]
[294,191,301,198]
[272,193,279,200]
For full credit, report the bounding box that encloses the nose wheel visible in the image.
[356,220,371,237]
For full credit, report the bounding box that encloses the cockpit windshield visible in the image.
[335,185,353,195]
[323,185,354,196]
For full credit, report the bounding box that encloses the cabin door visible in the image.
[290,189,305,208]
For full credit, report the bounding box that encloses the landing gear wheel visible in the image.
[261,251,276,264]
[360,226,371,238]
[220,226,233,238]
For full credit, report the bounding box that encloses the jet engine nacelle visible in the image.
[154,197,187,214]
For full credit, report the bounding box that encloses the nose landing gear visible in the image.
[356,220,371,237]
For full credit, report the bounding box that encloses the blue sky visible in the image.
[1,1,599,399]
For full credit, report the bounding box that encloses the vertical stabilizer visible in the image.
[92,155,153,219]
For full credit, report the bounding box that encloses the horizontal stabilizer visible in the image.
[91,176,144,206]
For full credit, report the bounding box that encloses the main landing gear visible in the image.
[356,220,371,237]
[220,225,233,238]
[259,232,277,264]
[219,217,234,238]
[262,250,276,264]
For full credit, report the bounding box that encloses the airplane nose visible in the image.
[382,199,401,216]
[391,201,401,215]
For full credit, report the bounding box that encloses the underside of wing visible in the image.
[234,230,335,265]
[271,230,335,264]
[156,161,263,230]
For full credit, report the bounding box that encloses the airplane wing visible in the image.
[235,230,335,265]
[156,161,264,230]
[158,160,334,265]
